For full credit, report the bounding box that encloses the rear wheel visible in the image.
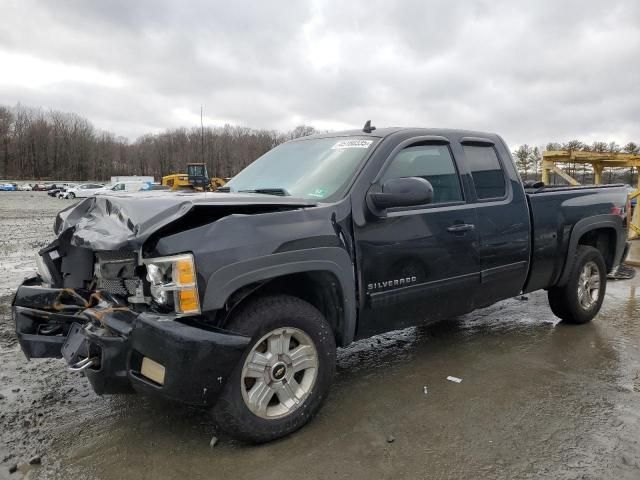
[213,295,336,443]
[548,246,606,324]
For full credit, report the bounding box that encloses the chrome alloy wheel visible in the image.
[240,327,319,419]
[577,260,600,310]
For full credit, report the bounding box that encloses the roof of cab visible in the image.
[292,127,501,142]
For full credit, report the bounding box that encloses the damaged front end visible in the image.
[12,195,258,406]
[14,274,249,405]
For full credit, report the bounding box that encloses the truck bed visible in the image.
[523,183,628,293]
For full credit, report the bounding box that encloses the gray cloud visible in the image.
[0,0,638,147]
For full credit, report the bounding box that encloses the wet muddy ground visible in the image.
[1,191,639,479]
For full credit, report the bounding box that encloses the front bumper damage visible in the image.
[13,276,250,406]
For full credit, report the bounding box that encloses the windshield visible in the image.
[224,136,378,200]
[188,164,207,177]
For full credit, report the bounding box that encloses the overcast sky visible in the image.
[0,0,638,147]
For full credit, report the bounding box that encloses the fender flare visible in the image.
[202,247,357,345]
[556,214,624,286]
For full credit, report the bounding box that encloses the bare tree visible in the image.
[513,144,533,180]
[3,102,637,189]
[529,146,541,181]
[0,106,12,178]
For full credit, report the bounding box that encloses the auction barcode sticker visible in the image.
[331,139,373,150]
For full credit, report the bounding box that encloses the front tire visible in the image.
[67,192,75,199]
[548,246,607,324]
[213,295,336,443]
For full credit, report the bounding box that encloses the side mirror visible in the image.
[367,177,434,211]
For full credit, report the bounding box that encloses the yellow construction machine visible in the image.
[161,163,226,191]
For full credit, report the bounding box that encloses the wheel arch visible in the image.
[203,247,357,346]
[556,214,624,286]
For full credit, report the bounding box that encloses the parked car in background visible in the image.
[18,184,33,191]
[0,183,17,191]
[97,180,152,195]
[32,183,54,191]
[62,183,105,199]
[54,184,77,198]
[47,186,63,197]
[32,183,57,191]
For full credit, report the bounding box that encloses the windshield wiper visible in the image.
[238,188,291,196]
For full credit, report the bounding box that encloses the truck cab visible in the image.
[187,163,210,190]
[351,132,531,336]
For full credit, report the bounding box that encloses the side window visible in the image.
[114,183,125,191]
[463,145,506,199]
[381,144,462,204]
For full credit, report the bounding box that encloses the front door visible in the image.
[354,141,480,338]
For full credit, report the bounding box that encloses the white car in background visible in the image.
[56,184,78,198]
[62,183,105,199]
[97,181,152,194]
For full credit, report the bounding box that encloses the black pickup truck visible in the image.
[13,126,628,442]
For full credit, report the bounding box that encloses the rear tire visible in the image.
[212,295,336,443]
[547,246,607,324]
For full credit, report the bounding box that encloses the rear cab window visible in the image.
[463,145,507,200]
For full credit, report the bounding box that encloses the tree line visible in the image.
[1,103,638,185]
[0,104,318,181]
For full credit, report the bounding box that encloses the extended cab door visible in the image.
[353,138,480,338]
[459,138,530,307]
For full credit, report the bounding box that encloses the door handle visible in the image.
[447,223,475,233]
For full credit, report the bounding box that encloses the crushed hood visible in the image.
[55,191,317,251]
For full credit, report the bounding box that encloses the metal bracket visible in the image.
[68,356,97,372]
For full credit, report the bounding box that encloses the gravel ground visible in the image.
[1,191,639,480]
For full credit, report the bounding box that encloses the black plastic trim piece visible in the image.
[556,214,625,286]
[203,247,357,345]
[460,136,495,146]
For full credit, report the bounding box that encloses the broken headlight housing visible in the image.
[35,252,54,286]
[143,253,201,315]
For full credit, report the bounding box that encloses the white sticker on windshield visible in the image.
[308,189,326,198]
[331,139,373,150]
